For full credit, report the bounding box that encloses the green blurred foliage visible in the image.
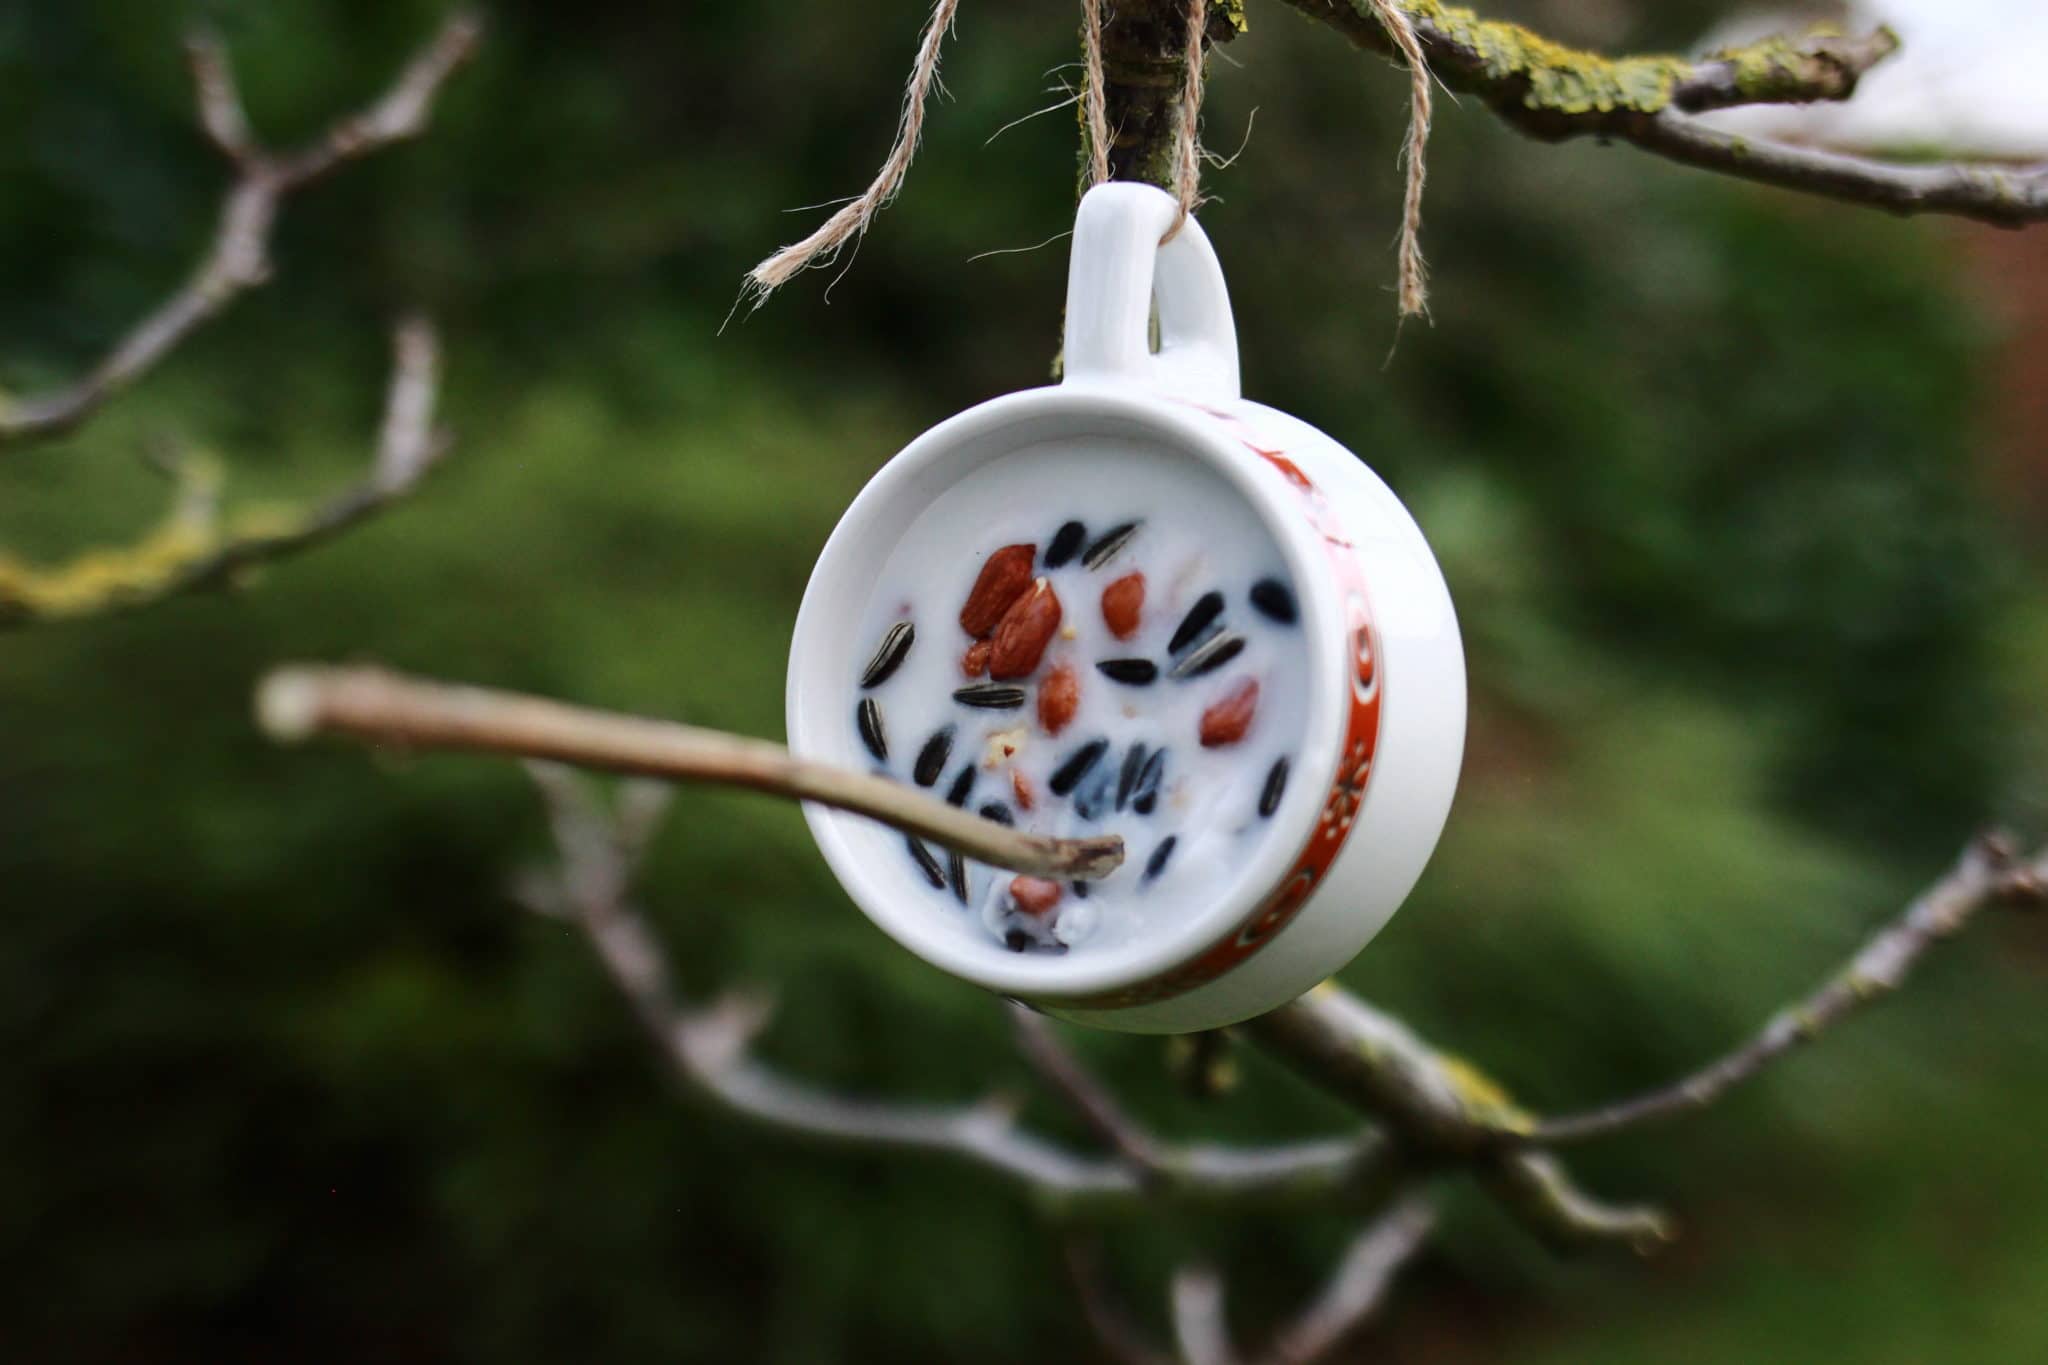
[2,1,2044,1361]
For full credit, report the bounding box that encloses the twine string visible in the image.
[1368,0,1433,319]
[745,0,963,299]
[1079,0,1431,315]
[1081,0,1111,186]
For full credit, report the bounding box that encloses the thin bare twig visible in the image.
[1274,2,2048,228]
[0,319,450,627]
[1009,1002,1166,1170]
[516,764,1393,1217]
[1526,835,2048,1144]
[1170,1265,1239,1365]
[1479,1152,1672,1255]
[256,665,1127,880]
[1244,831,2047,1162]
[0,12,480,448]
[1067,1190,1439,1365]
[1633,112,2048,228]
[1065,1238,1178,1365]
[1257,1190,1435,1365]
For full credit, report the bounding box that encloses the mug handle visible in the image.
[1061,183,1241,402]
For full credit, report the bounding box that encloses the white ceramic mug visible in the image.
[787,183,1464,1032]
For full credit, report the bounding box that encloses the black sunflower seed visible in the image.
[913,725,955,786]
[1144,835,1178,883]
[1131,748,1167,815]
[1049,738,1109,796]
[1082,520,1141,570]
[1168,590,1225,654]
[1096,658,1158,685]
[904,835,944,888]
[948,850,970,904]
[1003,928,1031,953]
[1249,577,1298,625]
[856,698,888,762]
[1070,879,1090,899]
[1073,764,1114,821]
[860,620,915,688]
[945,764,977,807]
[1259,756,1289,817]
[1116,743,1148,811]
[1045,519,1087,569]
[1168,630,1245,680]
[953,683,1027,710]
[978,801,1014,827]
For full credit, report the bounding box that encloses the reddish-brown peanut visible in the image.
[1009,876,1063,917]
[1198,677,1260,747]
[1037,662,1079,736]
[989,579,1063,680]
[958,543,1036,637]
[1100,571,1145,641]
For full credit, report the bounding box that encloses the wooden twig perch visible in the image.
[257,664,1127,880]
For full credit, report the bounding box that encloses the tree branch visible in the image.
[0,12,480,448]
[1010,1002,1168,1171]
[1241,981,1530,1153]
[1065,1238,1179,1365]
[516,762,1395,1218]
[1241,983,1663,1253]
[1091,0,1247,191]
[258,665,1127,879]
[0,319,449,627]
[1170,1266,1240,1365]
[1271,1,2048,228]
[1526,834,2048,1144]
[1478,1152,1672,1255]
[1255,1190,1435,1365]
[1066,1190,1438,1365]
[1630,112,2048,228]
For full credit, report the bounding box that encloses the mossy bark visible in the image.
[1081,0,1246,193]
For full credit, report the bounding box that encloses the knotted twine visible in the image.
[749,0,1431,318]
[1081,0,1433,316]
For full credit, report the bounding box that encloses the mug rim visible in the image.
[787,382,1352,998]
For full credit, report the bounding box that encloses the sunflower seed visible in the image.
[1045,519,1087,569]
[856,698,888,762]
[1071,879,1090,899]
[1144,835,1178,883]
[1073,764,1114,821]
[1003,928,1031,953]
[978,801,1014,827]
[1249,577,1297,624]
[945,764,977,807]
[860,620,915,688]
[953,683,1027,710]
[913,725,955,786]
[1131,747,1167,815]
[904,835,944,888]
[1082,520,1141,570]
[948,850,971,904]
[1116,743,1148,811]
[1259,756,1289,817]
[1168,590,1225,654]
[1049,738,1109,796]
[1168,629,1245,680]
[1096,658,1158,686]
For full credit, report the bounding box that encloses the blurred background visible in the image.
[3,1,2045,1360]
